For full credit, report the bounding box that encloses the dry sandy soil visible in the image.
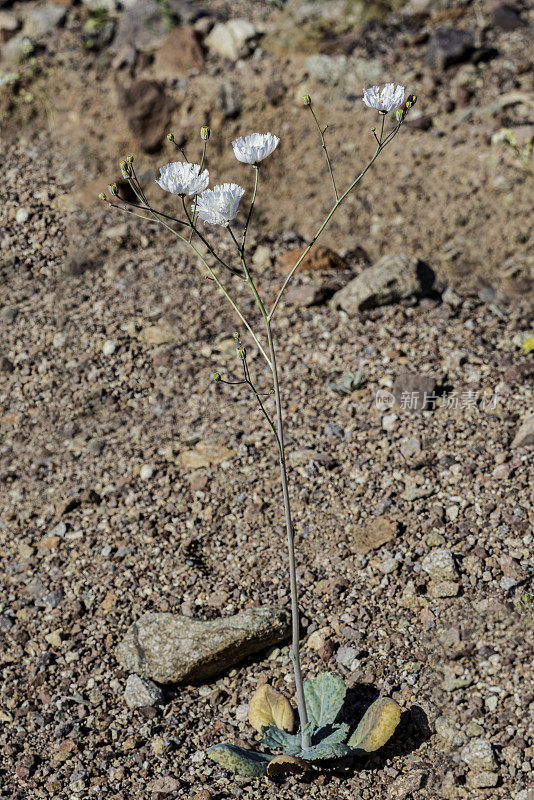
[0,0,533,798]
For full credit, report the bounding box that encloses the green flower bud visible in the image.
[119,160,129,179]
[200,125,210,141]
[396,107,406,122]
[233,332,240,340]
[406,94,417,109]
[126,154,134,164]
[98,192,106,201]
[303,94,312,106]
[236,346,246,360]
[108,183,118,197]
[167,132,175,142]
[212,372,221,382]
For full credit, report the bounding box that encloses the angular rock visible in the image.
[0,10,19,44]
[116,606,291,683]
[153,25,204,79]
[205,18,257,60]
[421,549,457,581]
[179,441,236,470]
[331,253,433,314]
[468,770,499,788]
[460,739,497,771]
[117,80,173,152]
[428,580,459,598]
[112,0,207,56]
[511,415,534,448]
[21,3,67,38]
[393,373,439,413]
[492,4,525,31]
[349,518,399,556]
[216,80,242,118]
[426,27,475,71]
[284,282,341,307]
[124,674,163,708]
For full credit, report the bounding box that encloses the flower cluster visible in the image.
[150,86,408,226]
[155,132,279,226]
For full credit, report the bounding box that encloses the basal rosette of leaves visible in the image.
[208,673,401,779]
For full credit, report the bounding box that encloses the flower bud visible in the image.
[233,331,240,340]
[167,132,175,142]
[108,183,118,197]
[212,372,221,382]
[200,125,210,141]
[303,94,312,106]
[406,94,417,109]
[126,154,134,164]
[236,346,246,360]
[396,107,406,122]
[98,192,106,201]
[119,160,129,179]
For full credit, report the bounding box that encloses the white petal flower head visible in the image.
[195,183,245,227]
[232,132,280,165]
[363,83,405,114]
[156,162,209,196]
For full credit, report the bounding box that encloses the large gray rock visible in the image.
[116,606,291,683]
[331,253,433,314]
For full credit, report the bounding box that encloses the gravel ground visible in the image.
[1,0,533,798]
[1,132,533,799]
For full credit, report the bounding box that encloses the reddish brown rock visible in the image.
[153,25,205,79]
[276,246,345,273]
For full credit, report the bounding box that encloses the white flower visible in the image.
[232,132,280,164]
[195,183,245,227]
[362,83,405,114]
[156,162,209,196]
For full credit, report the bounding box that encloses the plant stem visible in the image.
[229,197,311,748]
[265,320,311,750]
[268,116,398,321]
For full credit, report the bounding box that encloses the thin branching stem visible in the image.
[268,116,398,320]
[189,138,208,243]
[308,104,338,201]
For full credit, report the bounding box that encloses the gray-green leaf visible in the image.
[313,723,349,746]
[300,741,352,761]
[303,673,346,728]
[207,743,274,776]
[261,725,302,756]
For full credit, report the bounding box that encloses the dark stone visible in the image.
[392,373,439,413]
[406,114,433,131]
[426,27,475,71]
[492,4,525,31]
[117,80,173,152]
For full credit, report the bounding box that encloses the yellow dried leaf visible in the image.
[348,697,401,752]
[248,684,294,733]
[267,754,311,779]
